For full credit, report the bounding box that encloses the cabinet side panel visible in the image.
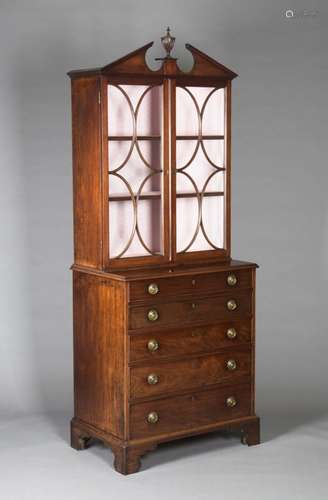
[71,77,103,268]
[251,267,256,414]
[73,271,125,437]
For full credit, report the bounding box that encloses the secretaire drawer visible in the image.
[129,289,252,330]
[130,383,252,440]
[129,269,252,302]
[130,349,251,399]
[129,320,251,363]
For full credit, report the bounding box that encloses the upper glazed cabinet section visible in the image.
[69,29,237,270]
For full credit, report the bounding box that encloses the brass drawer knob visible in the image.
[227,273,238,286]
[226,396,237,408]
[147,373,159,385]
[226,359,237,371]
[226,327,237,339]
[147,339,159,352]
[148,283,159,295]
[147,411,159,424]
[227,299,237,311]
[147,309,159,322]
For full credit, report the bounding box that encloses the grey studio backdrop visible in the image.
[1,0,327,427]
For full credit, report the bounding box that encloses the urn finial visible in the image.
[161,27,175,58]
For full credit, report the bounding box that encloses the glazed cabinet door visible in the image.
[104,79,170,268]
[174,82,231,263]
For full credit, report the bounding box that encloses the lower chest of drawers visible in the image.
[72,264,259,474]
[127,272,255,438]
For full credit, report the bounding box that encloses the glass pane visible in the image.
[108,84,163,258]
[176,172,199,252]
[176,86,225,253]
[201,88,224,135]
[176,87,199,136]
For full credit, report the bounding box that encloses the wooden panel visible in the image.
[178,45,238,79]
[130,383,251,439]
[129,289,252,330]
[129,320,251,363]
[130,350,251,399]
[73,271,126,438]
[129,268,252,302]
[251,267,257,414]
[71,76,103,268]
[102,42,161,77]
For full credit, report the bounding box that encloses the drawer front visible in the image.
[130,350,251,399]
[130,320,251,363]
[129,290,252,330]
[129,269,251,302]
[130,383,251,439]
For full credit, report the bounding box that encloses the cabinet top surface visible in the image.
[72,260,258,282]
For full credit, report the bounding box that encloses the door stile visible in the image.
[224,81,231,255]
[169,78,177,262]
[163,78,173,262]
[100,77,109,269]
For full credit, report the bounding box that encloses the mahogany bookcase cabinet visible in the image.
[68,29,260,475]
